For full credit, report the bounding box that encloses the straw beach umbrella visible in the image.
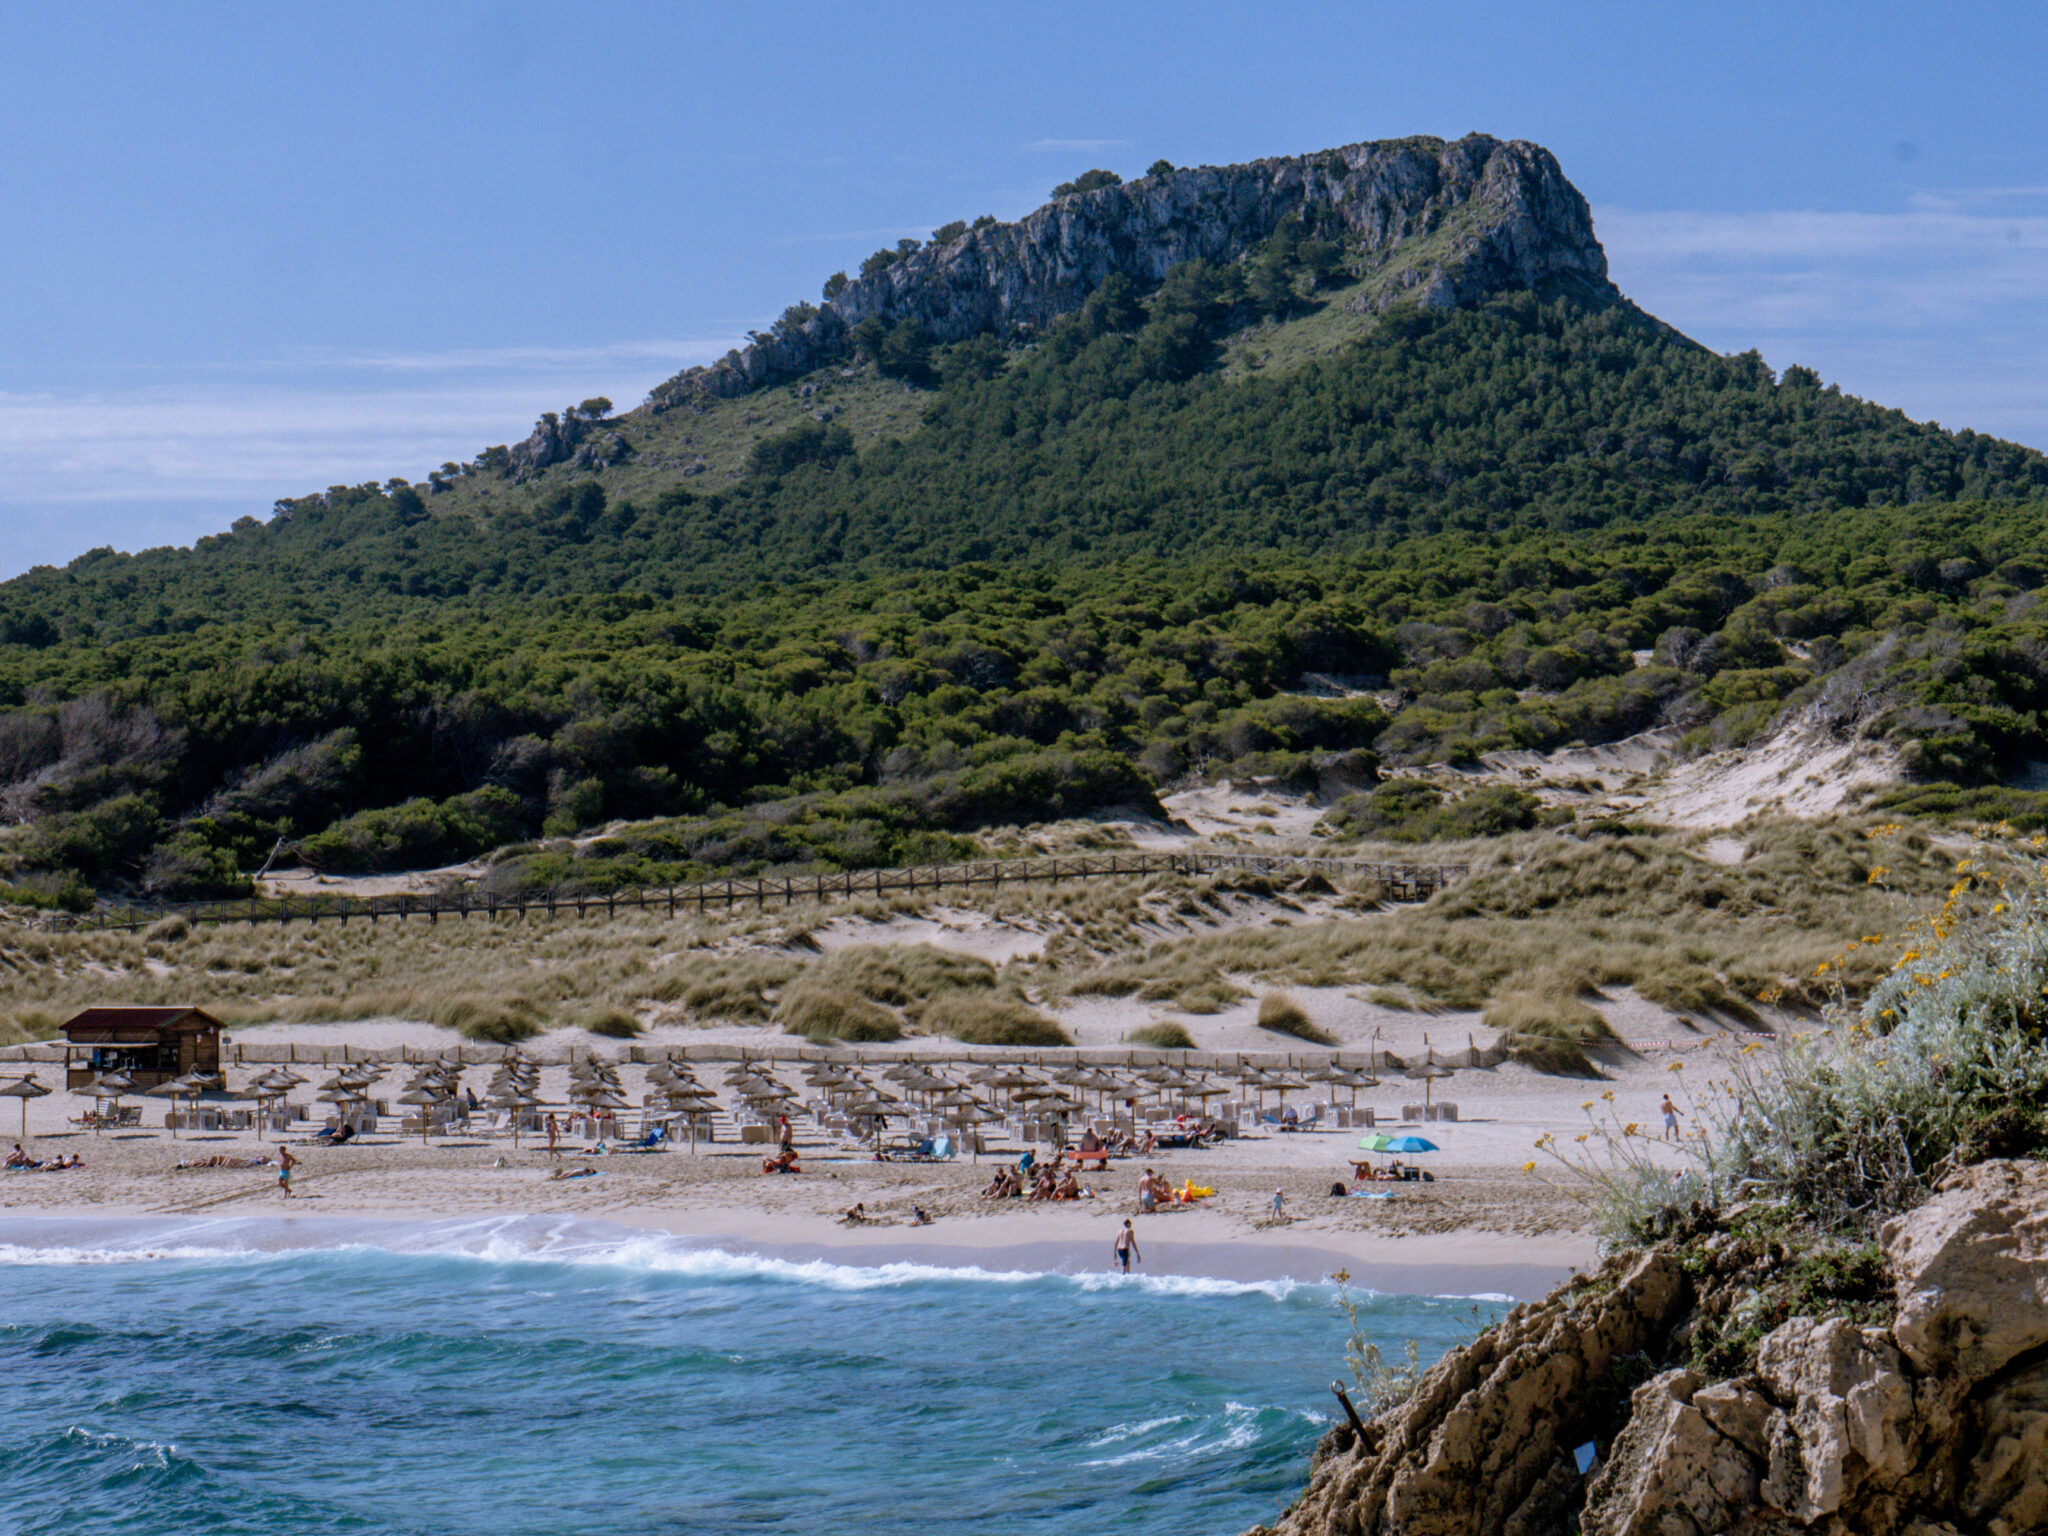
[660,1083,716,1152]
[395,1084,450,1146]
[0,1076,50,1141]
[843,1096,906,1149]
[1408,1057,1454,1113]
[145,1073,207,1138]
[486,1088,540,1148]
[81,1073,135,1133]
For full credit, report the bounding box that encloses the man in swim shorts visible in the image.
[1114,1219,1140,1274]
[277,1146,297,1199]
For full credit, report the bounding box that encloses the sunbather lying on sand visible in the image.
[176,1155,273,1170]
[549,1166,598,1181]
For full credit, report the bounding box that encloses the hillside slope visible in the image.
[3,132,2048,908]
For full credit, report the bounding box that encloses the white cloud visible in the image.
[1595,203,2048,451]
[0,340,739,575]
[777,225,935,247]
[145,339,743,376]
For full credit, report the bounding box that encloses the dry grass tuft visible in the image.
[775,987,902,1042]
[1257,991,1336,1045]
[1046,816,1983,1025]
[810,945,996,1007]
[581,1008,643,1039]
[1126,1020,1196,1050]
[433,997,543,1044]
[918,991,1070,1047]
[1481,990,1615,1076]
[0,815,1999,1058]
[1362,987,1434,1013]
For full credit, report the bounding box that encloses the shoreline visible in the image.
[0,1204,1591,1298]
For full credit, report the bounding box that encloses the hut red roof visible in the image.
[62,1007,223,1040]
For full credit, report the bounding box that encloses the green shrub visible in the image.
[1326,780,1542,843]
[748,420,855,479]
[1705,891,2048,1230]
[143,831,253,901]
[300,786,527,874]
[0,879,72,911]
[1870,783,2048,831]
[26,794,163,880]
[1257,991,1335,1044]
[1052,168,1122,197]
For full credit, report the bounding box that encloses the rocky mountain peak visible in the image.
[649,132,1610,408]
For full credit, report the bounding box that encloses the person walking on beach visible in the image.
[545,1113,561,1160]
[1661,1095,1681,1141]
[277,1145,297,1200]
[1114,1220,1140,1274]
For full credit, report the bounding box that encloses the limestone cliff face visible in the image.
[1252,1159,2048,1536]
[649,133,1609,407]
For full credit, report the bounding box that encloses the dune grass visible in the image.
[581,1008,644,1039]
[1481,990,1616,1076]
[918,990,1071,1047]
[1256,991,1337,1045]
[1047,818,1977,1032]
[774,987,902,1042]
[1126,1020,1197,1050]
[0,815,1997,1067]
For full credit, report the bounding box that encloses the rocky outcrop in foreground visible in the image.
[652,133,1610,405]
[1252,1159,2048,1536]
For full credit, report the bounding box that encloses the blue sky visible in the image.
[3,0,2044,576]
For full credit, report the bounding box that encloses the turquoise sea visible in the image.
[0,1217,1501,1536]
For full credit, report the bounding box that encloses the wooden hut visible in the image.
[61,1007,224,1091]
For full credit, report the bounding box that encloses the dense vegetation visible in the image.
[4,238,2047,906]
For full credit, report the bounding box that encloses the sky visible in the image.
[2,0,2044,577]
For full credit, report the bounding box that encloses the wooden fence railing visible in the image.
[30,850,1468,934]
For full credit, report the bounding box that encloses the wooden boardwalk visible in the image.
[36,850,1468,934]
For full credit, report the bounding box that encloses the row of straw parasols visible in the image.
[0,1042,1459,1150]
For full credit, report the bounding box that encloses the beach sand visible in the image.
[0,1028,1744,1297]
